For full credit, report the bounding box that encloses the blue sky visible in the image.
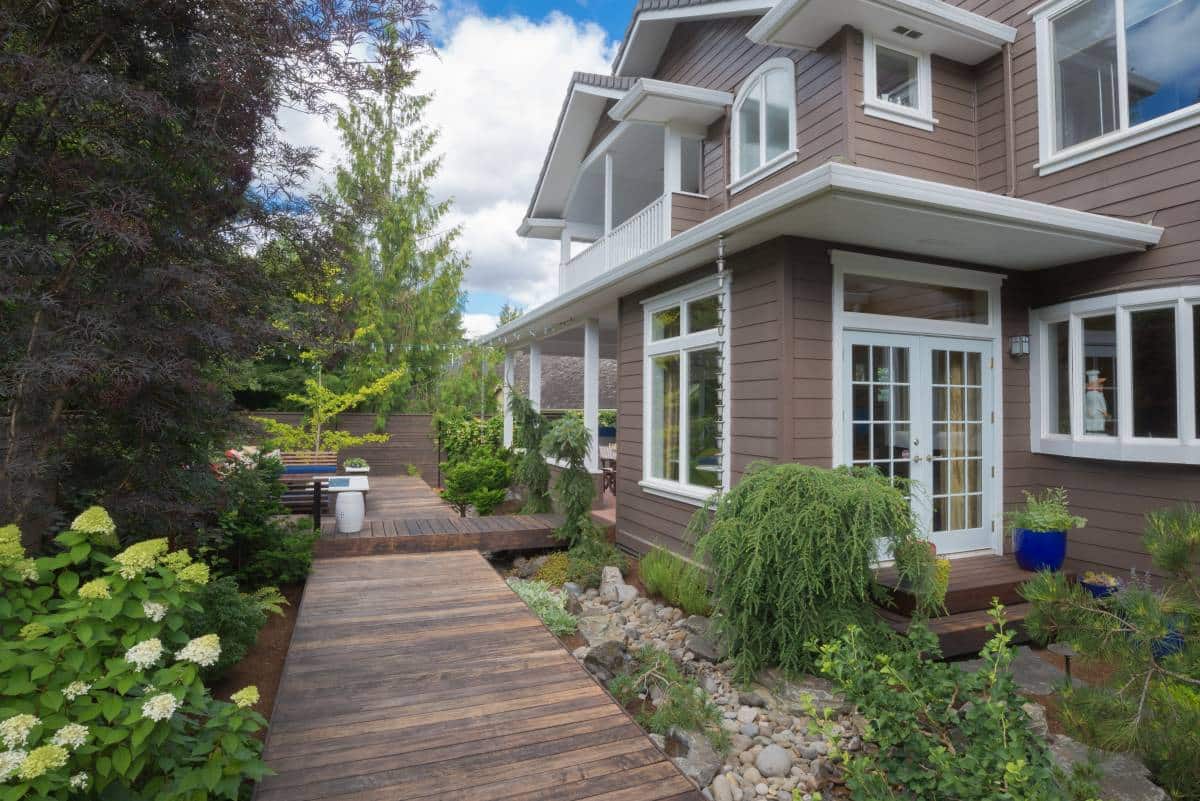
[448,1,634,41]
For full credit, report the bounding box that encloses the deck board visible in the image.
[258,552,703,801]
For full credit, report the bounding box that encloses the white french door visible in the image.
[843,331,996,555]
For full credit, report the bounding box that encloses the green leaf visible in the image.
[112,746,131,776]
[57,570,80,595]
[102,695,122,722]
[77,623,93,645]
[69,544,91,563]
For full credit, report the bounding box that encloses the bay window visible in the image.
[642,277,730,503]
[1029,286,1200,463]
[1034,0,1200,174]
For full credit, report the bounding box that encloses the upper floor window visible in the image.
[1033,0,1200,174]
[730,59,796,192]
[863,35,936,131]
[1029,285,1200,464]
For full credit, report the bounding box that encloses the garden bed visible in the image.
[212,583,304,724]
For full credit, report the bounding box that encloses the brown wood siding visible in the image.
[652,18,847,219]
[246,413,440,481]
[787,240,836,466]
[670,192,707,236]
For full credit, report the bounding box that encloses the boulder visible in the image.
[616,584,639,604]
[755,744,794,778]
[679,615,711,635]
[578,614,627,647]
[564,593,584,616]
[599,566,625,601]
[563,582,583,598]
[1047,735,1168,801]
[710,774,735,801]
[1022,701,1049,738]
[582,640,629,682]
[665,727,723,788]
[686,632,727,662]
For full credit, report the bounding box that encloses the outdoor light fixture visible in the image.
[1010,335,1030,357]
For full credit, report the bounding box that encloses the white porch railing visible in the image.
[561,193,671,293]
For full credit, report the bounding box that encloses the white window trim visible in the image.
[1029,285,1200,464]
[862,35,937,132]
[730,58,798,194]
[1032,0,1200,176]
[640,275,732,506]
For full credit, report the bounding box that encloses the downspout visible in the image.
[1003,43,1018,196]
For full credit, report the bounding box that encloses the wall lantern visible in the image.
[1009,334,1030,357]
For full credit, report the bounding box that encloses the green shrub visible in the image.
[692,463,942,678]
[437,414,504,464]
[816,603,1079,800]
[0,519,266,799]
[609,646,728,752]
[182,577,269,682]
[1005,488,1087,533]
[1022,503,1200,799]
[510,393,551,513]
[533,552,571,586]
[343,457,368,469]
[506,578,577,636]
[440,454,512,517]
[639,548,711,616]
[567,537,627,590]
[542,415,600,546]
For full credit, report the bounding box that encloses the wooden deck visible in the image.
[316,475,560,557]
[257,551,704,801]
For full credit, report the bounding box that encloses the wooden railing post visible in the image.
[312,481,322,532]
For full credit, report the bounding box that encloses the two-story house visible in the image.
[482,0,1198,584]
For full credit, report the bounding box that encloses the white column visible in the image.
[663,126,682,194]
[528,342,542,413]
[603,153,614,236]
[502,351,515,448]
[559,227,571,293]
[583,318,600,473]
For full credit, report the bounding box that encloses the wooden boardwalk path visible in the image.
[316,475,559,557]
[257,551,704,801]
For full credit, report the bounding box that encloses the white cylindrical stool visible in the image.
[335,491,365,534]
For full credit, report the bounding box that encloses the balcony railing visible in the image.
[561,193,671,293]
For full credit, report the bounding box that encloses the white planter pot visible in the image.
[335,491,365,534]
[344,466,370,474]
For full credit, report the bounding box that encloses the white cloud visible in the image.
[278,8,617,312]
[462,312,501,339]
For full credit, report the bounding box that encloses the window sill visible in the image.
[638,479,719,507]
[1037,104,1200,176]
[728,150,798,196]
[862,100,937,132]
[1033,435,1200,466]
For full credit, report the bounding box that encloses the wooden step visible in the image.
[876,554,1040,616]
[876,602,1033,659]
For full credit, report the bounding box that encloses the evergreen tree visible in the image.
[330,31,467,417]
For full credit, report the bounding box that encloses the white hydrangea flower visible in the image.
[141,693,179,722]
[50,723,88,750]
[124,638,163,671]
[0,750,26,782]
[175,634,221,668]
[69,771,90,790]
[0,715,38,749]
[63,681,92,701]
[142,601,167,622]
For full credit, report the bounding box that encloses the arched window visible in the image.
[731,58,796,185]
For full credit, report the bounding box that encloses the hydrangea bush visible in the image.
[0,516,267,799]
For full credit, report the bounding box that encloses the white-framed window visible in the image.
[641,276,731,505]
[862,35,936,132]
[729,58,797,194]
[1032,0,1200,175]
[1029,285,1200,463]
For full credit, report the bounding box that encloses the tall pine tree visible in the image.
[330,32,467,418]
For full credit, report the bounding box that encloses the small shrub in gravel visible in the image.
[609,645,729,753]
[639,547,711,616]
[533,552,571,586]
[506,578,577,636]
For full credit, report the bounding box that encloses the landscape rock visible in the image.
[565,594,584,616]
[578,614,626,647]
[616,584,639,604]
[959,646,1082,696]
[563,582,583,598]
[511,555,547,579]
[710,774,735,801]
[679,615,711,635]
[582,640,628,682]
[1022,701,1048,738]
[599,566,625,601]
[666,727,723,788]
[686,632,726,662]
[756,744,794,778]
[1047,735,1168,801]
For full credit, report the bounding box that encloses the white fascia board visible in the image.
[608,79,733,123]
[749,0,1016,52]
[482,162,1162,345]
[615,0,774,77]
[517,217,567,238]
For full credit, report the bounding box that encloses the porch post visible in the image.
[502,350,514,448]
[559,227,571,292]
[583,318,600,473]
[603,153,614,237]
[528,342,542,413]
[663,126,682,194]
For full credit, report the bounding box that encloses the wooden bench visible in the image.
[277,453,338,528]
[280,451,338,474]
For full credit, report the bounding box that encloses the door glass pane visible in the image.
[1047,321,1071,434]
[1131,307,1177,438]
[850,344,912,482]
[651,307,681,340]
[931,348,984,533]
[1125,0,1200,128]
[687,296,720,333]
[1052,0,1119,150]
[687,349,722,488]
[765,68,792,161]
[738,82,762,176]
[651,354,680,481]
[843,274,989,323]
[876,45,919,108]
[1083,314,1118,436]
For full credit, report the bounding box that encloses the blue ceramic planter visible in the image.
[1080,579,1119,598]
[1013,528,1067,572]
